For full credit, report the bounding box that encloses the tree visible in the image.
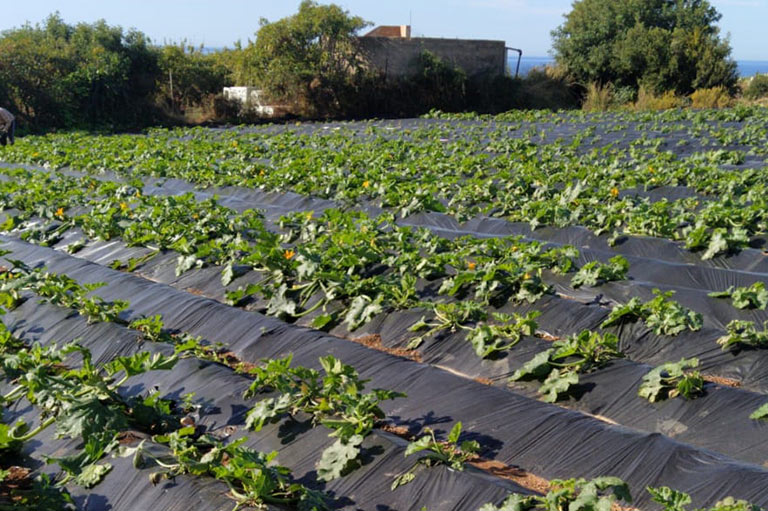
[211,41,261,87]
[251,0,370,116]
[551,0,738,94]
[0,13,160,130]
[157,44,231,113]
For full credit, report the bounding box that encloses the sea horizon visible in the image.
[509,55,768,77]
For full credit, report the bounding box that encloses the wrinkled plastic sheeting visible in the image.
[27,220,768,396]
[348,304,768,465]
[14,226,768,463]
[53,233,768,393]
[1,297,525,511]
[19,161,768,280]
[4,239,768,508]
[403,212,768,274]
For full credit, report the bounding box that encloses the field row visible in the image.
[3,110,768,509]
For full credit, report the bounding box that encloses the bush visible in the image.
[690,87,731,109]
[212,94,240,120]
[250,0,370,117]
[582,83,639,112]
[514,66,581,110]
[582,83,614,112]
[744,74,768,100]
[156,44,232,114]
[407,51,467,111]
[552,0,738,95]
[0,14,162,131]
[633,87,685,111]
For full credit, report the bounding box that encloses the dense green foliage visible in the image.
[0,14,160,130]
[552,0,738,94]
[250,0,369,117]
[0,5,542,127]
[156,44,231,114]
[0,14,232,131]
[744,74,768,100]
[4,109,768,507]
[245,1,518,117]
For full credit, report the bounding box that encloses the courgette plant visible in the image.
[478,476,632,511]
[0,321,180,488]
[509,331,622,402]
[709,282,768,310]
[242,355,405,482]
[407,301,487,349]
[570,255,629,288]
[601,289,702,336]
[480,482,760,511]
[466,311,541,359]
[648,486,760,511]
[0,257,127,324]
[638,358,704,402]
[716,320,768,351]
[391,422,480,490]
[119,429,327,511]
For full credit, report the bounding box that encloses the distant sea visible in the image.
[509,56,768,77]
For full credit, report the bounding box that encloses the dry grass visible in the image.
[350,334,423,362]
[470,458,552,494]
[632,87,684,111]
[582,83,614,112]
[703,373,741,388]
[690,86,732,109]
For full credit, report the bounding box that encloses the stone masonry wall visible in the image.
[358,37,507,79]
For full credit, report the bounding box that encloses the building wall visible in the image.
[358,37,506,79]
[222,87,278,116]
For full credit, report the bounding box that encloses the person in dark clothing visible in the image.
[0,108,16,146]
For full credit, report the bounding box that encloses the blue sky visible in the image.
[3,1,767,60]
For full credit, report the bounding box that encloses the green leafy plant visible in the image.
[601,290,702,336]
[709,282,768,310]
[716,320,768,351]
[638,358,705,402]
[391,422,480,490]
[0,326,180,489]
[121,428,327,511]
[479,476,632,511]
[509,330,622,402]
[749,402,768,421]
[0,260,128,324]
[570,255,629,288]
[648,486,760,511]
[0,468,75,511]
[242,355,405,481]
[685,226,750,260]
[407,301,487,349]
[466,311,540,358]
